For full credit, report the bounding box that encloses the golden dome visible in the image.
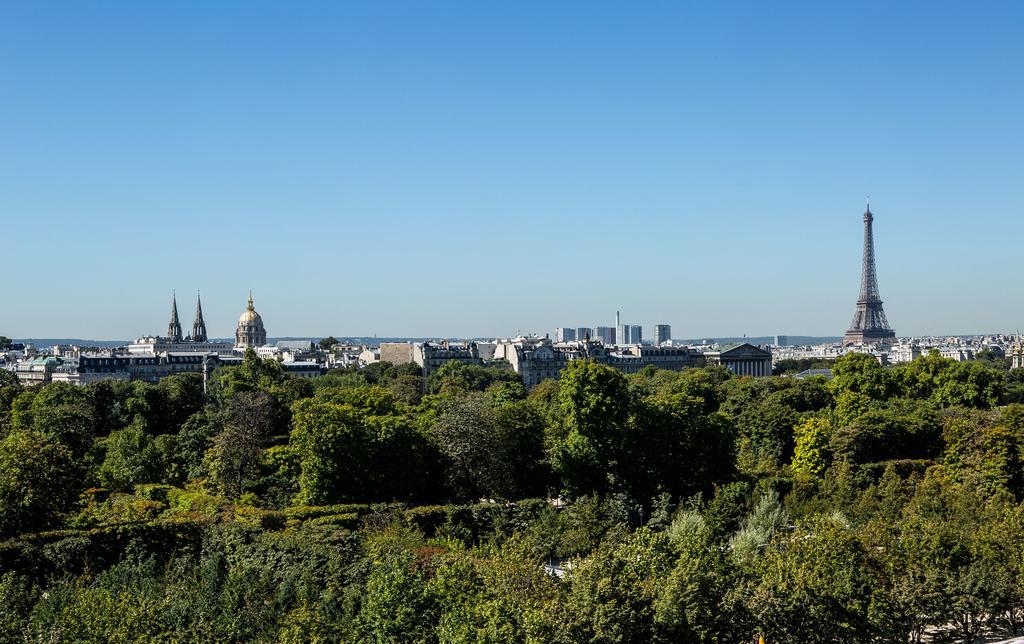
[238,291,264,327]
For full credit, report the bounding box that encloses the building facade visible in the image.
[493,336,697,388]
[380,342,415,365]
[704,343,773,377]
[413,341,482,377]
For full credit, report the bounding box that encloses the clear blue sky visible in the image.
[3,2,1023,340]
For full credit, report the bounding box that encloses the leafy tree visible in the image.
[745,514,872,643]
[933,360,1005,409]
[319,336,339,350]
[0,430,78,536]
[831,401,941,466]
[434,396,547,500]
[0,369,22,436]
[772,357,835,375]
[627,392,735,500]
[8,389,36,431]
[941,409,1024,498]
[563,528,674,643]
[99,420,162,490]
[730,491,789,562]
[206,391,276,497]
[791,416,833,478]
[552,361,632,496]
[166,410,220,483]
[29,383,94,459]
[734,400,799,473]
[157,373,204,434]
[829,352,895,400]
[290,397,379,504]
[656,511,743,642]
[358,550,437,643]
[389,374,424,406]
[428,361,520,395]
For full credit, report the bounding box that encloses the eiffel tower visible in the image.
[843,203,896,346]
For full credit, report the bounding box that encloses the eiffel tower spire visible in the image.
[167,292,183,342]
[192,291,207,342]
[843,202,896,346]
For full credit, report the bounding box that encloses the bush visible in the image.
[283,504,372,522]
[71,493,165,528]
[134,484,174,503]
[165,486,228,519]
[232,506,287,530]
[307,513,360,529]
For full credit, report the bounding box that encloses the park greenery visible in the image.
[2,350,1024,641]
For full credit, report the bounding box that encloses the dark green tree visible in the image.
[0,430,78,536]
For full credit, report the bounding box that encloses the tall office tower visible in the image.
[576,327,591,341]
[654,324,671,346]
[555,327,577,343]
[774,335,788,347]
[594,326,616,345]
[843,203,896,346]
[629,325,642,345]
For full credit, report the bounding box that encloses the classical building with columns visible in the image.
[704,343,773,377]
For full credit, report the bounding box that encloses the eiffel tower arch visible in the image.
[843,204,896,346]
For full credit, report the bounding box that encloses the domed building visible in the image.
[235,292,268,349]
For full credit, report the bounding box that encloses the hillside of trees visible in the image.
[2,350,1024,641]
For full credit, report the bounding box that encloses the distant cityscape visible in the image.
[5,204,1024,388]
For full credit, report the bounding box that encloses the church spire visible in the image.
[167,292,183,342]
[192,291,207,342]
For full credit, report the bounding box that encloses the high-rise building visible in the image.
[628,325,642,345]
[774,335,788,347]
[844,203,896,346]
[555,327,577,343]
[576,327,591,341]
[594,326,616,345]
[654,324,672,346]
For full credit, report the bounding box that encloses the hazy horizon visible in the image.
[4,3,1023,339]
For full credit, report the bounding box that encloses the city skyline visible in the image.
[5,200,1024,341]
[4,3,1024,338]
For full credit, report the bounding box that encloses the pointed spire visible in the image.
[167,291,183,342]
[248,290,254,310]
[191,290,207,342]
